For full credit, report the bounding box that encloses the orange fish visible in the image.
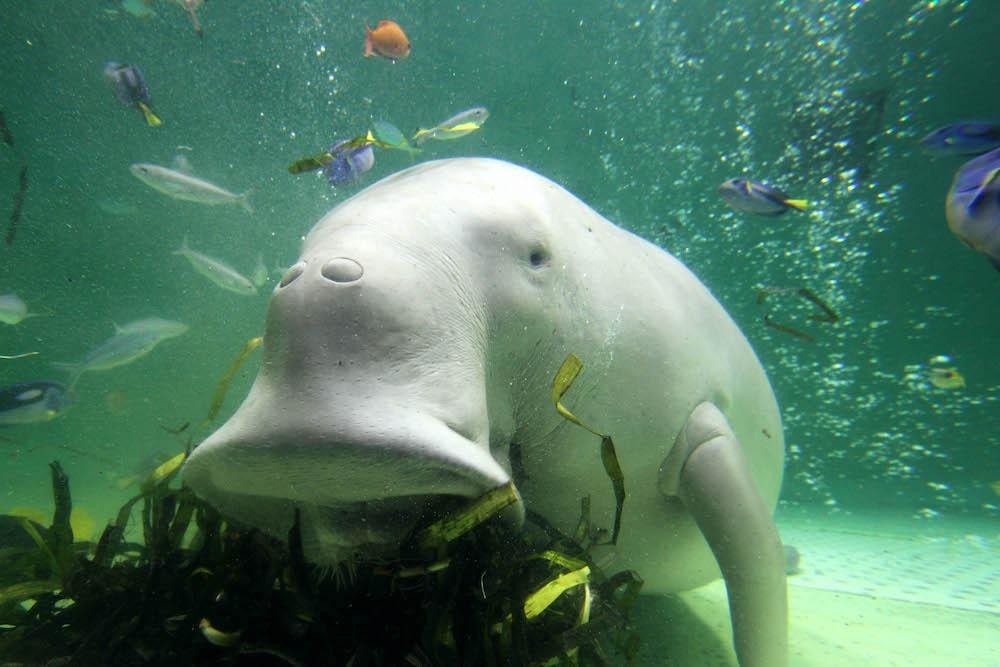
[364,20,411,60]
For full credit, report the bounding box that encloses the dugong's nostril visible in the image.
[321,257,364,283]
[279,262,307,287]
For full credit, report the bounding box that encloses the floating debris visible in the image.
[762,314,815,342]
[201,336,262,427]
[551,353,626,545]
[0,351,38,360]
[159,421,190,435]
[6,165,28,245]
[756,286,839,342]
[0,109,14,148]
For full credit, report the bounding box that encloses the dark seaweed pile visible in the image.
[0,462,642,666]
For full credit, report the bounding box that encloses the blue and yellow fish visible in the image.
[324,138,375,186]
[0,380,73,425]
[103,61,162,127]
[921,121,1000,156]
[718,178,808,216]
[945,147,1000,271]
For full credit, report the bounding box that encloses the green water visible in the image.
[0,0,997,659]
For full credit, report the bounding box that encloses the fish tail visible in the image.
[411,128,430,146]
[138,102,163,128]
[239,192,254,214]
[783,198,808,212]
[51,362,83,388]
[967,168,1000,214]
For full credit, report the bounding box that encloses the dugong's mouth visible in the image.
[181,411,523,564]
[296,494,484,562]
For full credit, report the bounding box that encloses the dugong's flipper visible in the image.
[666,402,788,667]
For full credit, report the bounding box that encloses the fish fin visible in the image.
[239,191,254,214]
[172,235,190,256]
[967,168,1000,214]
[363,24,374,57]
[979,167,1000,189]
[137,102,162,128]
[783,198,808,212]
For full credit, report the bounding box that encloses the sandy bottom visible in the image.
[633,509,999,666]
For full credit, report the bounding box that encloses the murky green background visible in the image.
[1,1,997,533]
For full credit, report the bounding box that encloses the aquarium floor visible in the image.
[633,508,999,667]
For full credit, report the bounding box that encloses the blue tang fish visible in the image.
[718,178,808,216]
[103,61,162,127]
[921,122,1000,156]
[324,138,375,186]
[946,147,1000,271]
[0,380,73,425]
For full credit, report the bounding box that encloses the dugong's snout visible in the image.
[182,399,522,556]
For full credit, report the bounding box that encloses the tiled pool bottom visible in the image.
[632,509,1000,666]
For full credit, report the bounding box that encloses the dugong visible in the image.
[182,158,787,666]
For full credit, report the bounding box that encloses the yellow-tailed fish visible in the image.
[104,62,162,127]
[718,178,808,216]
[412,107,489,146]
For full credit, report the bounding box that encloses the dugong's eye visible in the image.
[529,247,551,268]
[279,262,306,287]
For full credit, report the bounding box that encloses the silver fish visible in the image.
[115,316,190,336]
[130,163,253,212]
[174,238,257,295]
[53,318,188,385]
[0,293,38,325]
